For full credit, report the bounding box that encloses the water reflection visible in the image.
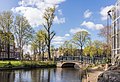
[0,70,15,82]
[0,68,82,82]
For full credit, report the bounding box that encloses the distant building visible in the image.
[0,31,21,60]
[14,48,21,60]
[108,0,120,65]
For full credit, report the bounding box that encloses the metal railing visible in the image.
[57,56,106,64]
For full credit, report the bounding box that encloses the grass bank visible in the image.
[0,61,56,70]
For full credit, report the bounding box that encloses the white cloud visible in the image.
[58,9,63,15]
[18,0,65,7]
[70,28,89,34]
[100,5,114,20]
[12,0,66,27]
[53,36,65,42]
[65,34,70,37]
[54,16,65,24]
[44,0,65,5]
[52,41,64,45]
[12,7,44,27]
[52,33,70,47]
[84,9,92,18]
[81,21,104,30]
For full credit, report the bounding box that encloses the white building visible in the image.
[108,0,120,65]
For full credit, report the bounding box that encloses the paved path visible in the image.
[82,66,104,82]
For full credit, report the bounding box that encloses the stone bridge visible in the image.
[56,56,90,68]
[57,60,89,68]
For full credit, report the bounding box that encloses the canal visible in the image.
[0,68,83,82]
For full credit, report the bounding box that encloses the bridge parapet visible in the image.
[57,60,88,68]
[57,56,105,68]
[57,56,105,64]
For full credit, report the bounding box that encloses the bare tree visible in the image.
[98,26,112,45]
[98,26,112,56]
[14,15,34,60]
[0,11,13,59]
[43,7,56,60]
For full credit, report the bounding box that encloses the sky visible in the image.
[0,0,116,53]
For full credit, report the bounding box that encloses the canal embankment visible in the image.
[0,61,56,70]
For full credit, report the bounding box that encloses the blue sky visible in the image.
[0,0,116,49]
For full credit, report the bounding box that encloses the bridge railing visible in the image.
[57,56,106,64]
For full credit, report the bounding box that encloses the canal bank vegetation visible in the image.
[0,61,56,70]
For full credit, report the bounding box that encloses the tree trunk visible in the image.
[7,43,10,59]
[80,46,83,55]
[48,29,51,60]
[39,41,41,57]
[42,50,44,61]
[20,48,23,60]
[42,46,45,61]
[48,43,51,60]
[33,49,36,61]
[7,33,10,59]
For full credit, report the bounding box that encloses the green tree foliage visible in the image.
[43,7,56,60]
[89,46,97,57]
[83,46,96,57]
[62,40,77,56]
[36,30,46,61]
[58,46,64,56]
[72,31,90,55]
[30,40,38,59]
[93,40,103,49]
[83,46,91,56]
[30,30,47,61]
[83,40,105,57]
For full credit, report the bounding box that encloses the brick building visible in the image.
[0,31,20,60]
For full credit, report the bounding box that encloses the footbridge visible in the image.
[56,56,105,68]
[57,56,90,68]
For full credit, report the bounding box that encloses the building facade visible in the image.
[0,31,21,60]
[108,0,120,65]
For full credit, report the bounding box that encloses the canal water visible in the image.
[0,68,83,82]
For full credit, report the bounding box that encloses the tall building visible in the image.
[108,0,120,65]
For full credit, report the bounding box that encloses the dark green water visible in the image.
[0,68,83,82]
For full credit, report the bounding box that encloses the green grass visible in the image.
[0,61,56,68]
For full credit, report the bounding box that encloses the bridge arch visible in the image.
[61,62,80,68]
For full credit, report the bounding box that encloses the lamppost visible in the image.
[107,10,112,64]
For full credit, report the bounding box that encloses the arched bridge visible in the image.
[57,56,90,68]
[56,56,105,68]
